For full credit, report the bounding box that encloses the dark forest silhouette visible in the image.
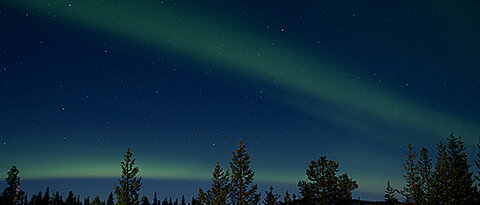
[2,133,480,205]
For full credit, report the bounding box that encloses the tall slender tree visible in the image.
[152,193,158,205]
[42,187,50,205]
[432,141,451,204]
[181,195,185,205]
[198,162,230,205]
[445,133,476,204]
[107,193,115,205]
[229,140,260,205]
[114,147,142,205]
[3,166,23,205]
[384,181,398,204]
[65,191,75,205]
[402,144,421,205]
[418,147,433,204]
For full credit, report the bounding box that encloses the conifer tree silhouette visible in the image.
[114,147,142,205]
[263,186,279,205]
[418,147,433,204]
[107,193,115,205]
[384,181,398,204]
[229,140,260,205]
[198,162,230,205]
[402,144,421,204]
[3,166,23,205]
[445,133,476,204]
[298,156,357,205]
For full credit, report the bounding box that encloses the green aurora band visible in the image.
[3,0,479,194]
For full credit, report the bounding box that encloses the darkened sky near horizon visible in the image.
[1,0,479,201]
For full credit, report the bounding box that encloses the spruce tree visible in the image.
[66,191,75,205]
[402,144,421,205]
[263,186,279,205]
[418,147,433,204]
[114,147,143,205]
[43,187,50,205]
[384,181,398,204]
[446,133,476,204]
[229,140,260,205]
[198,162,230,205]
[298,155,357,205]
[107,193,115,205]
[3,166,23,205]
[432,141,451,204]
[34,191,42,205]
[181,195,186,205]
[152,193,158,205]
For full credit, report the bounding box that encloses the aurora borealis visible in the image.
[1,0,479,201]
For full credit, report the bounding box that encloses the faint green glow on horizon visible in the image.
[3,0,479,194]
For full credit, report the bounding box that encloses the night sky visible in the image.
[1,0,479,201]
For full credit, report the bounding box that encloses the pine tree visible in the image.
[114,147,143,205]
[298,155,357,205]
[198,162,230,205]
[432,141,451,204]
[43,187,50,205]
[384,181,398,204]
[3,166,23,205]
[263,186,279,205]
[34,191,42,205]
[418,147,433,204]
[152,193,158,205]
[446,133,476,204]
[181,195,186,205]
[229,140,260,205]
[107,193,115,205]
[66,191,75,205]
[402,144,421,205]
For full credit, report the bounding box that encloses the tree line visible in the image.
[385,133,480,205]
[1,140,358,205]
[3,133,480,205]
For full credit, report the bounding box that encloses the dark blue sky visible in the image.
[1,0,479,201]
